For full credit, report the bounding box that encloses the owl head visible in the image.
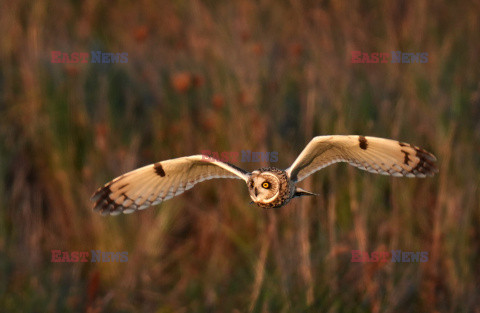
[247,168,287,206]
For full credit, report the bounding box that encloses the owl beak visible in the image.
[293,187,318,198]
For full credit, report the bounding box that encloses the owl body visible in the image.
[92,135,438,215]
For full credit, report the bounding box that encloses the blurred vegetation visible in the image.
[1,0,480,312]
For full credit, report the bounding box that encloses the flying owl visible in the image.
[91,135,438,215]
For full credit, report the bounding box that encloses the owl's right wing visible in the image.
[286,135,438,182]
[91,155,249,216]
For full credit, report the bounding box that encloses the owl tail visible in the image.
[293,187,318,198]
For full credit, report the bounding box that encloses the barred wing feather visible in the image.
[286,135,438,182]
[91,155,249,216]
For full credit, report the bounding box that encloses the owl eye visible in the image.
[262,182,271,189]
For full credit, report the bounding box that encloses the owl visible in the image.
[91,135,438,215]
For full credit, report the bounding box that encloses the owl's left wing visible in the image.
[91,155,249,216]
[286,135,438,182]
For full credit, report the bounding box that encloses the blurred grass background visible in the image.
[1,0,480,312]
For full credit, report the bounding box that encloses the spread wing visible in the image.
[91,155,249,216]
[286,135,438,182]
